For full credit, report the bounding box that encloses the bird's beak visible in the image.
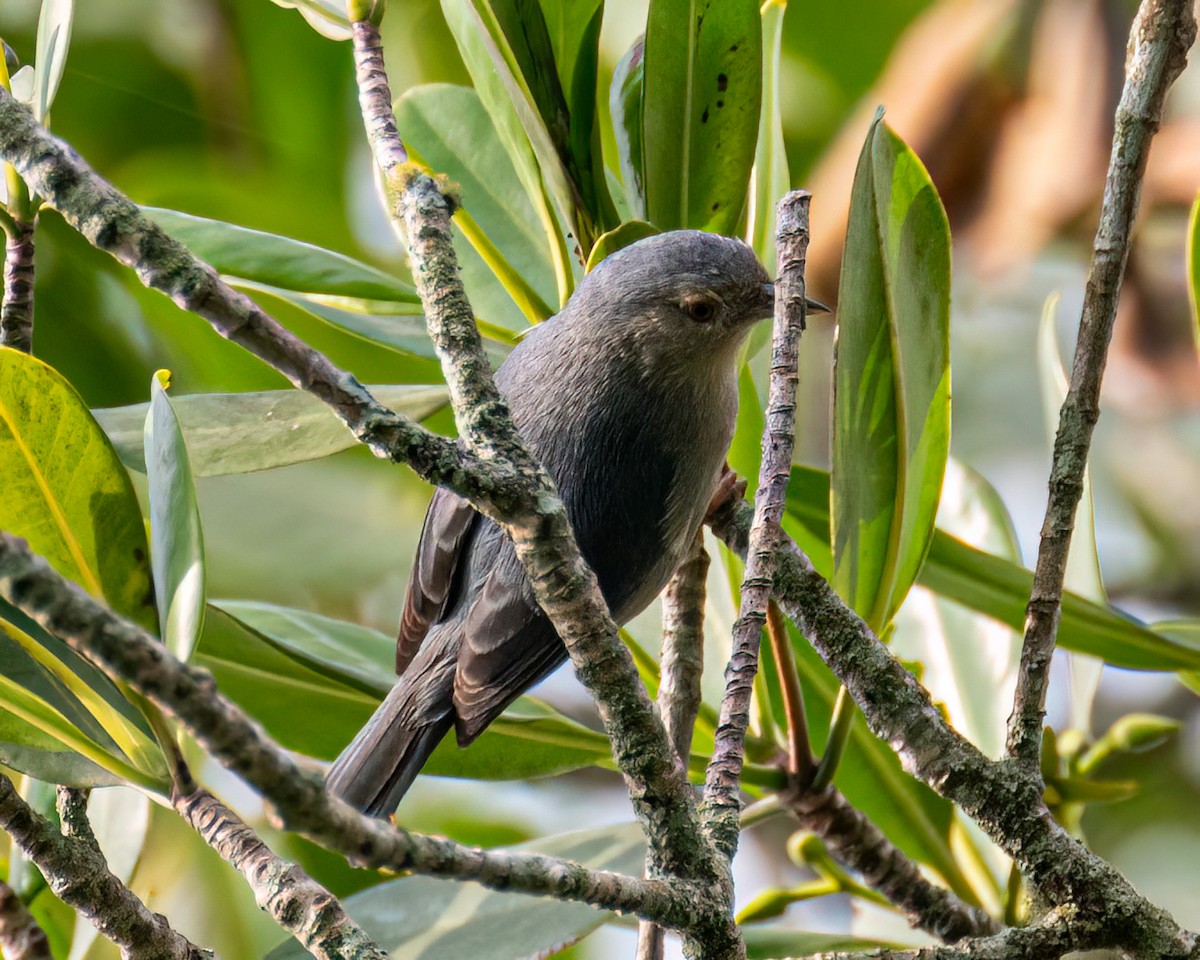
[760,282,832,316]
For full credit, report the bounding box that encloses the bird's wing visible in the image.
[452,539,566,743]
[396,487,480,675]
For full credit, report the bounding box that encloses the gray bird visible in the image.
[327,230,810,817]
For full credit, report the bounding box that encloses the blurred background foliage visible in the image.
[2,0,1200,957]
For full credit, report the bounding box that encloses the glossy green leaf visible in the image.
[266,823,643,960]
[642,0,762,233]
[727,362,764,488]
[0,348,155,629]
[609,37,646,219]
[142,207,419,303]
[94,383,448,477]
[145,372,206,662]
[0,627,164,790]
[1187,192,1200,351]
[439,0,576,299]
[584,220,659,273]
[0,598,162,778]
[747,0,789,267]
[395,84,557,327]
[832,112,951,632]
[787,466,1200,672]
[33,0,74,122]
[196,602,614,777]
[1038,294,1105,731]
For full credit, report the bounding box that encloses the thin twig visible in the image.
[638,530,711,960]
[0,534,718,938]
[1,217,34,353]
[0,880,50,960]
[702,190,811,861]
[1005,0,1197,769]
[0,774,210,960]
[766,600,814,778]
[173,778,389,960]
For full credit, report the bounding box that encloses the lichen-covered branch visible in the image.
[638,530,712,960]
[0,880,50,960]
[1,217,35,353]
[702,191,811,861]
[0,775,209,960]
[1005,0,1197,769]
[0,534,717,938]
[782,786,997,942]
[709,500,1199,957]
[174,783,389,960]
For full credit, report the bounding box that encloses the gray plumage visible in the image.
[327,230,775,817]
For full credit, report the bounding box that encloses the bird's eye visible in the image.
[684,298,717,323]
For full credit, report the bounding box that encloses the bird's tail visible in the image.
[326,678,454,818]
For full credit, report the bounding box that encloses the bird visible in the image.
[327,229,815,817]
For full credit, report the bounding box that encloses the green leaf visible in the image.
[0,599,163,779]
[197,602,614,777]
[265,823,644,960]
[0,348,155,630]
[831,112,951,632]
[439,0,577,299]
[194,603,380,761]
[743,929,902,958]
[94,383,449,477]
[145,372,206,662]
[727,362,764,487]
[142,208,420,303]
[1187,192,1200,352]
[787,465,1200,673]
[1037,294,1105,732]
[0,627,165,790]
[394,84,557,327]
[609,38,646,219]
[33,0,74,122]
[642,0,762,233]
[747,0,789,267]
[584,220,659,273]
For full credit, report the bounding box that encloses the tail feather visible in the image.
[326,680,454,818]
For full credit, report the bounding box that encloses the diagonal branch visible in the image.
[0,880,50,960]
[173,778,388,960]
[0,533,715,937]
[0,775,209,960]
[1006,0,1198,770]
[702,190,811,861]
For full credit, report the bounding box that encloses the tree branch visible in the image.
[639,530,711,960]
[0,534,717,937]
[708,500,1199,957]
[173,781,389,960]
[0,880,50,960]
[1,217,34,353]
[0,774,209,960]
[702,190,811,861]
[1005,0,1197,769]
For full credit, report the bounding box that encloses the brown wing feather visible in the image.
[396,488,479,675]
